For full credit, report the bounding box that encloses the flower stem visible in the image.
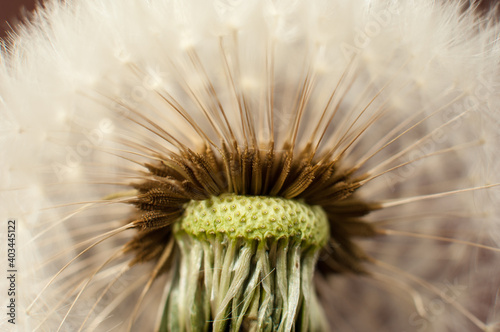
[159,194,329,331]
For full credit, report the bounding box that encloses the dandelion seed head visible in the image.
[1,0,500,331]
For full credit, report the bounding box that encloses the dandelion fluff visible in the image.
[1,0,499,331]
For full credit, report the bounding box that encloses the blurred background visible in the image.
[1,0,36,39]
[0,1,498,39]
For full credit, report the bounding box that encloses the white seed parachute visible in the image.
[0,0,499,331]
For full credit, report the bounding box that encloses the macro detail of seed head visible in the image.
[1,0,500,331]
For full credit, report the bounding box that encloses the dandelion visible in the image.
[1,0,500,331]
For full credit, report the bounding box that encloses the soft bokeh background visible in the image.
[1,1,37,39]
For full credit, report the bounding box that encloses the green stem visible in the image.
[159,194,329,331]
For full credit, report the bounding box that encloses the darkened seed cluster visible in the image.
[126,144,380,275]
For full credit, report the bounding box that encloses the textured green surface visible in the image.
[181,194,329,246]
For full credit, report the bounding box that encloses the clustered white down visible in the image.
[1,0,500,331]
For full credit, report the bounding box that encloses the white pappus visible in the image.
[0,0,500,331]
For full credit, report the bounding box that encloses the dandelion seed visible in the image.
[1,0,500,331]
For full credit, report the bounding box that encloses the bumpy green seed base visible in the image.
[181,194,329,246]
